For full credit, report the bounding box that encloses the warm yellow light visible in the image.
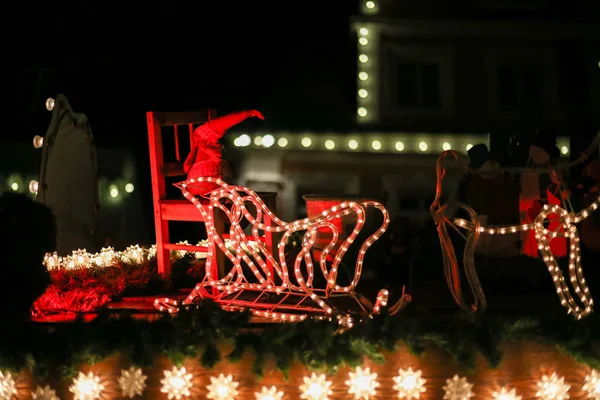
[442,142,451,151]
[33,135,44,149]
[366,1,375,9]
[301,137,312,148]
[277,137,288,148]
[466,143,473,151]
[359,37,369,46]
[10,182,18,191]
[561,145,569,155]
[29,180,39,194]
[371,140,382,150]
[109,186,119,198]
[125,183,135,193]
[357,107,368,117]
[253,136,263,146]
[262,134,275,148]
[358,72,369,81]
[358,54,369,63]
[324,140,336,150]
[358,89,368,98]
[359,27,369,36]
[419,141,428,152]
[46,98,55,111]
[348,139,359,150]
[395,141,405,152]
[233,134,251,147]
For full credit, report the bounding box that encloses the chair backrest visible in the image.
[146,110,216,198]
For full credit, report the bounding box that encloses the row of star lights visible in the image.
[1,367,599,400]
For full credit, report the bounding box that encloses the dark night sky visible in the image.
[5,2,359,150]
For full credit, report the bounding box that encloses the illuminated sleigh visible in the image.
[431,150,597,319]
[155,177,410,322]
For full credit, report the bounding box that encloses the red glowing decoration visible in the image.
[183,110,264,195]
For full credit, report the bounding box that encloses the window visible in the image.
[384,45,454,115]
[495,63,543,113]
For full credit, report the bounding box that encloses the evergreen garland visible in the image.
[1,300,600,380]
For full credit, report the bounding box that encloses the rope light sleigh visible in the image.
[155,177,410,324]
[431,146,600,319]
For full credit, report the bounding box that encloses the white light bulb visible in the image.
[324,140,336,150]
[253,136,263,146]
[301,137,312,148]
[234,134,251,147]
[46,98,55,111]
[358,72,369,81]
[395,141,405,152]
[359,37,369,46]
[262,134,275,148]
[10,182,18,191]
[561,145,569,155]
[33,135,44,149]
[366,0,375,9]
[442,142,451,151]
[359,27,369,36]
[419,141,428,152]
[277,137,288,147]
[358,54,369,63]
[109,186,119,198]
[357,107,368,117]
[125,183,135,193]
[358,89,368,98]
[29,180,39,194]
[371,140,382,150]
[348,139,359,150]
[466,143,473,151]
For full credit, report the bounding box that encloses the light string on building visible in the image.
[153,177,410,323]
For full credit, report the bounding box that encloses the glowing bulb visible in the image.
[69,372,104,400]
[125,183,135,193]
[33,135,44,148]
[492,387,521,400]
[109,186,119,198]
[442,142,451,151]
[358,54,369,63]
[233,134,251,147]
[371,140,382,150]
[418,141,428,152]
[262,134,275,148]
[359,27,369,36]
[395,141,405,152]
[357,107,368,117]
[358,72,369,81]
[10,182,19,191]
[359,37,369,46]
[358,89,368,98]
[301,137,312,148]
[324,140,336,150]
[46,97,55,111]
[348,139,359,150]
[300,373,332,400]
[29,180,39,194]
[277,137,288,147]
[346,367,379,400]
[366,0,375,9]
[253,136,263,146]
[561,145,569,155]
[466,143,473,151]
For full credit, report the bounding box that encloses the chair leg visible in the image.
[157,219,171,276]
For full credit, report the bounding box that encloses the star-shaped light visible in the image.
[255,385,284,400]
[345,366,379,400]
[69,371,104,400]
[160,366,193,400]
[0,371,17,400]
[32,385,60,400]
[393,368,426,399]
[206,374,239,400]
[118,367,147,398]
[492,386,521,400]
[583,370,600,400]
[443,375,474,400]
[300,373,332,400]
[536,373,570,400]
